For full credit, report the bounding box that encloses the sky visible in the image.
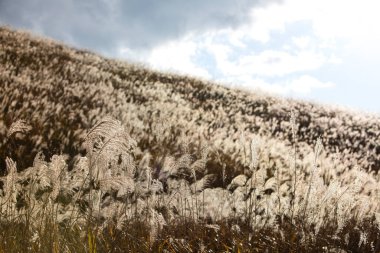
[1,0,380,113]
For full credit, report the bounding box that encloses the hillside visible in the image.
[1,26,379,174]
[0,26,379,252]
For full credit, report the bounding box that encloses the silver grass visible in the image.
[152,114,170,143]
[162,153,193,177]
[98,176,135,196]
[4,157,17,203]
[190,159,207,174]
[239,129,248,165]
[85,116,137,182]
[290,110,297,141]
[1,26,380,241]
[359,232,368,248]
[7,119,32,138]
[149,208,166,243]
[375,212,380,230]
[289,110,298,222]
[250,137,260,172]
[162,156,177,176]
[190,174,214,193]
[65,156,89,190]
[32,151,47,168]
[190,143,209,176]
[176,153,193,170]
[200,143,209,160]
[138,152,152,170]
[85,116,136,157]
[150,179,163,194]
[302,137,323,219]
[49,155,67,201]
[248,167,266,189]
[179,133,190,154]
[264,177,277,192]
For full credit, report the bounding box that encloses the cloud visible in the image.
[224,75,335,96]
[144,36,212,79]
[116,18,339,93]
[242,0,380,52]
[286,75,335,94]
[214,49,329,77]
[0,0,280,55]
[292,36,311,49]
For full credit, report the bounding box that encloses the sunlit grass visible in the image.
[0,26,379,253]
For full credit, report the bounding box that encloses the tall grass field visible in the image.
[0,26,379,252]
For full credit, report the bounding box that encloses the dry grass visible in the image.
[1,26,379,174]
[0,26,379,252]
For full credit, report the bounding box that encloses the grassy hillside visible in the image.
[1,26,379,173]
[0,26,379,252]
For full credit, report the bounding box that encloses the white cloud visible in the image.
[292,36,311,49]
[121,36,212,79]
[224,75,335,96]
[118,0,353,99]
[219,0,309,44]
[224,76,289,95]
[327,55,343,65]
[243,0,380,53]
[287,75,335,94]
[117,17,338,96]
[235,50,327,77]
[310,1,380,42]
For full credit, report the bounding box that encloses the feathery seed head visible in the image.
[315,137,323,158]
[200,143,209,160]
[290,110,297,141]
[49,155,67,200]
[250,137,260,171]
[7,119,32,138]
[4,157,17,202]
[85,116,137,182]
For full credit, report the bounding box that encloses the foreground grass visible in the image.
[0,116,378,253]
[0,216,379,252]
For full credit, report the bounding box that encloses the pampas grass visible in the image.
[0,112,378,252]
[0,26,379,252]
[7,120,32,138]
